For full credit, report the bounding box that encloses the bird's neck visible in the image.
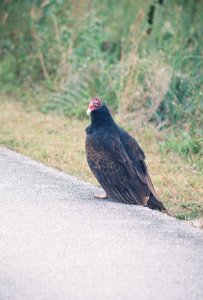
[90,105,116,129]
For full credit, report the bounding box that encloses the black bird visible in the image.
[85,97,165,211]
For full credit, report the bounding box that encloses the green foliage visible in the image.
[0,0,203,170]
[159,131,203,172]
[42,61,121,117]
[176,202,203,220]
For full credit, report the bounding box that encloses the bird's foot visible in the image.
[94,193,110,199]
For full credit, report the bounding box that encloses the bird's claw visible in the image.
[94,193,110,199]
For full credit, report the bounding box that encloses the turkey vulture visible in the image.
[85,97,165,211]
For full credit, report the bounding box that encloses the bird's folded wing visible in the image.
[119,129,157,196]
[87,135,151,205]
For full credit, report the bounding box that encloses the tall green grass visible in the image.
[0,0,202,169]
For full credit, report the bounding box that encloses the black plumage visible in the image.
[85,98,165,211]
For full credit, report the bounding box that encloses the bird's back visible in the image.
[85,102,166,211]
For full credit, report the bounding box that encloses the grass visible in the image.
[159,131,203,174]
[0,96,202,222]
[0,0,202,175]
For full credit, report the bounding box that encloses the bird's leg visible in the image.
[94,192,110,199]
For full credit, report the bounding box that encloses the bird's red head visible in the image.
[87,97,102,115]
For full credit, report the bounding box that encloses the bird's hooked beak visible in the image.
[87,108,91,115]
[87,98,102,115]
[87,102,94,115]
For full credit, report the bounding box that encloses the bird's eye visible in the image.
[94,102,99,107]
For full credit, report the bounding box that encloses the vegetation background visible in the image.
[0,0,202,221]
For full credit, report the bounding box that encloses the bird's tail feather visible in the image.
[147,193,166,212]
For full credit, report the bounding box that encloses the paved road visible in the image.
[0,147,202,300]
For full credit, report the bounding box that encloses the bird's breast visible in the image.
[86,132,116,169]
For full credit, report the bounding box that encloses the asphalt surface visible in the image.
[0,146,203,300]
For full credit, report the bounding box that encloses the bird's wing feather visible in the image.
[86,131,150,205]
[118,128,156,195]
